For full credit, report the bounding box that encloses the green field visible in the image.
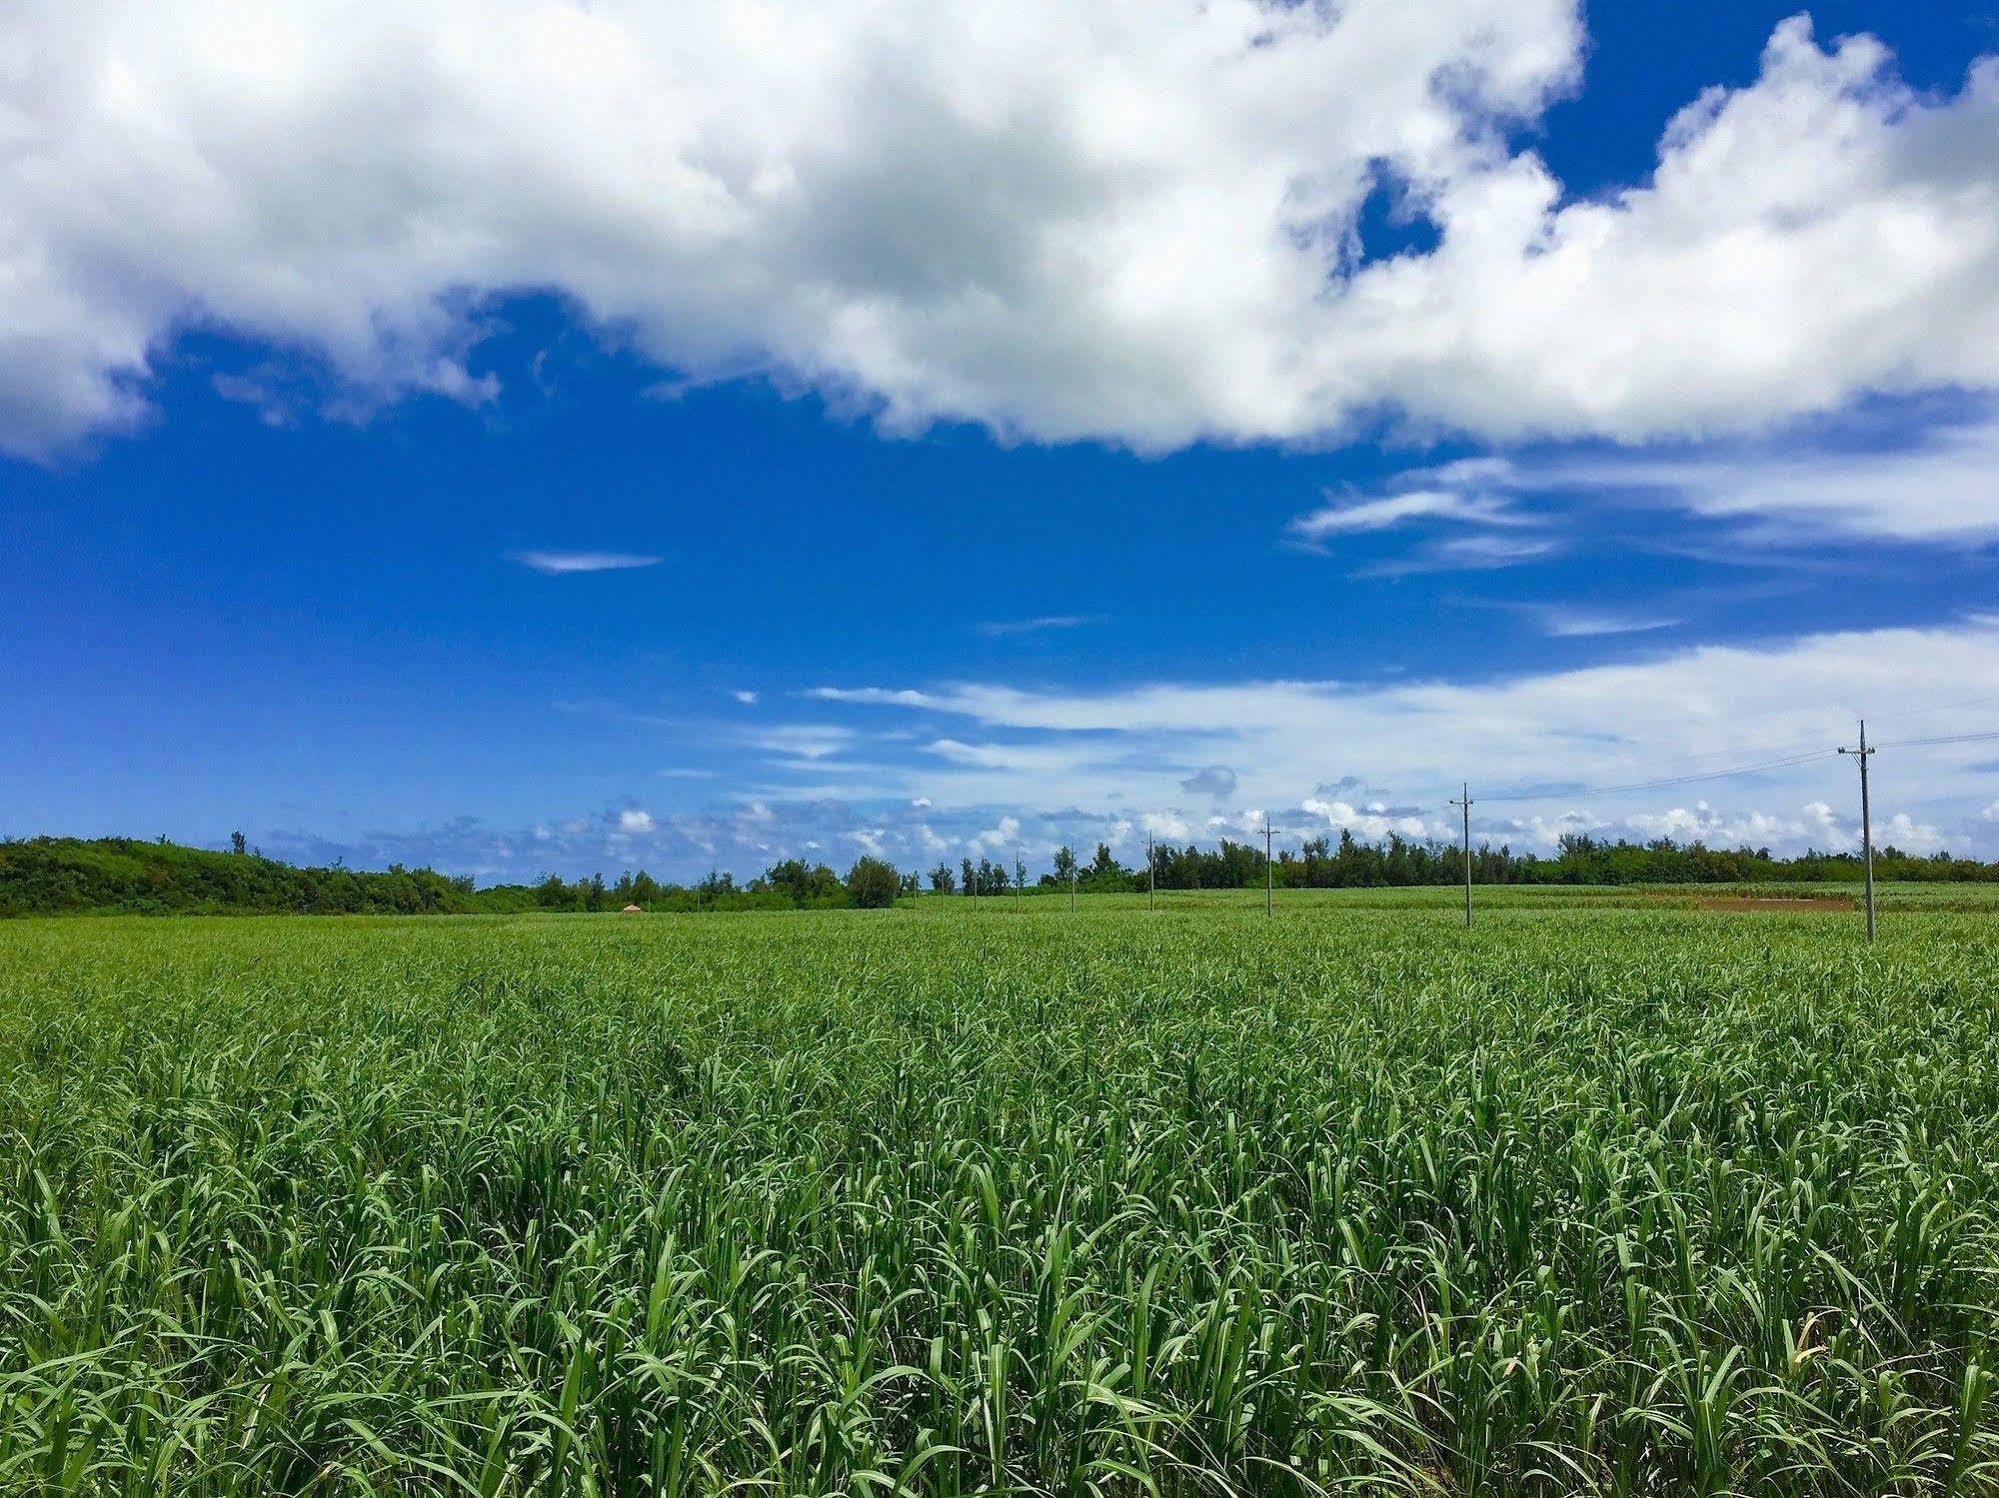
[925,882,1999,913]
[4,904,1997,1494]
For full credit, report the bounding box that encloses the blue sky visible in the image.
[5,1,1999,881]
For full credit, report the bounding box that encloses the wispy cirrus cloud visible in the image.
[807,686,939,709]
[751,723,857,765]
[1525,415,1999,543]
[976,615,1104,638]
[1535,607,1681,639]
[1289,485,1525,541]
[513,550,662,575]
[1366,407,1999,547]
[1355,532,1561,578]
[1461,600,1684,638]
[1288,460,1552,573]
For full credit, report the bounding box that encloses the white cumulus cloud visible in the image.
[1625,800,1851,850]
[3,7,1995,460]
[965,814,1022,858]
[1878,812,1944,854]
[1303,798,1437,841]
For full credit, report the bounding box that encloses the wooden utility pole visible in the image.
[1448,783,1474,929]
[1839,721,1877,943]
[1264,812,1274,918]
[1147,833,1155,912]
[1015,848,1023,912]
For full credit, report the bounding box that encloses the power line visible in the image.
[1474,719,1999,806]
[1479,747,1841,804]
[1872,728,1999,751]
[1872,689,1999,726]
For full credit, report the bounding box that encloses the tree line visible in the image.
[5,827,1994,918]
[931,830,1999,893]
[527,856,906,912]
[0,838,908,917]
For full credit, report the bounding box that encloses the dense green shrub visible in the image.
[844,854,902,908]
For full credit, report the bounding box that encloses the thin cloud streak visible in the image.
[976,615,1104,638]
[514,551,663,575]
[1353,533,1561,578]
[1539,609,1681,639]
[1290,487,1526,541]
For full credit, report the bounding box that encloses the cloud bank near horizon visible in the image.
[237,615,1999,881]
